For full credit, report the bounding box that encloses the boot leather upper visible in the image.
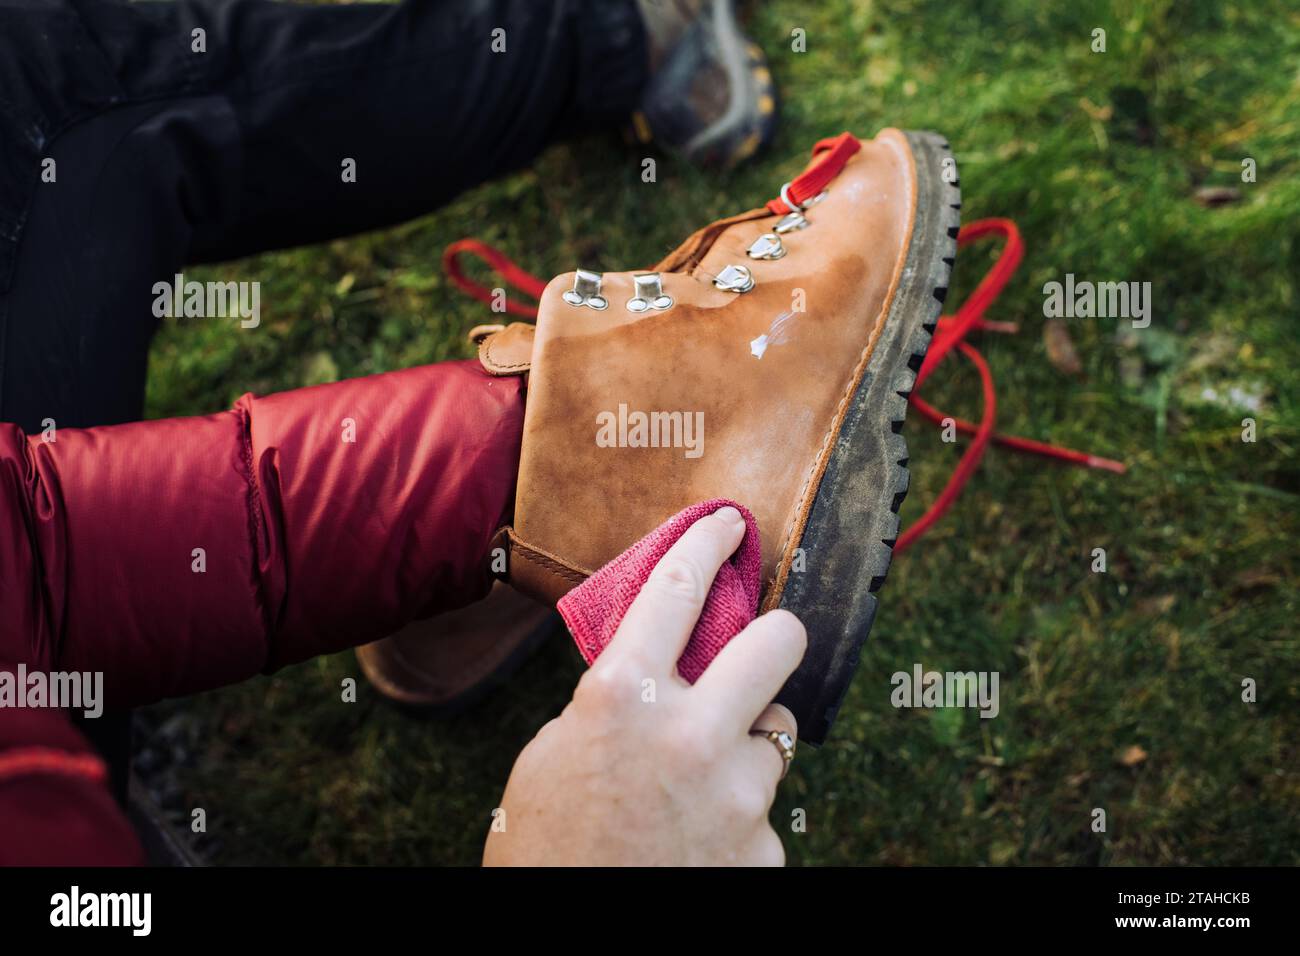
[483,129,918,608]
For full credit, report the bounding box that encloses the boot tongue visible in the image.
[651,206,772,274]
[653,133,864,274]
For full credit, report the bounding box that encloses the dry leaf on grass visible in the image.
[1043,318,1083,377]
[1118,745,1149,767]
[1194,186,1242,207]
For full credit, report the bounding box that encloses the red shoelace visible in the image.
[898,217,1125,551]
[443,135,1124,550]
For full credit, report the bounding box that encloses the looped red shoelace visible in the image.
[765,131,862,215]
[442,138,1124,550]
[443,238,547,318]
[898,218,1125,551]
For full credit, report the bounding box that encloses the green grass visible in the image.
[142,0,1300,865]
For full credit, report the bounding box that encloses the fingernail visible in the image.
[715,506,743,527]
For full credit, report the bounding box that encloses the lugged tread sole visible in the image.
[776,130,960,746]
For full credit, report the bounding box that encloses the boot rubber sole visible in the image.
[357,598,561,719]
[776,130,961,746]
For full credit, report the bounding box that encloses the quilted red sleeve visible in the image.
[0,359,524,710]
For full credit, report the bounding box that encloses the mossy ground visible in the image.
[142,0,1299,865]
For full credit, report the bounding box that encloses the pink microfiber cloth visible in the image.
[557,499,763,682]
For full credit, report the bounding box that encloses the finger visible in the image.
[748,702,798,788]
[691,608,806,735]
[743,826,787,867]
[752,701,798,739]
[605,506,746,675]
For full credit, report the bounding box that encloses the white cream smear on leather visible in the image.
[750,310,797,358]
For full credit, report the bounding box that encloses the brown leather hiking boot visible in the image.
[475,128,961,744]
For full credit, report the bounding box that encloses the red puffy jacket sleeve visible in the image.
[0,695,146,865]
[0,358,524,708]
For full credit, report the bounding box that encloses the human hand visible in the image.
[483,506,806,866]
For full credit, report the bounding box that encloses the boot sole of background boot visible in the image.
[683,0,779,167]
[775,130,960,746]
[357,606,561,719]
[630,0,778,168]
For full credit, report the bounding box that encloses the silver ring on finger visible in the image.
[750,728,796,779]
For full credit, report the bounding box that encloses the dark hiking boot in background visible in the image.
[633,0,778,168]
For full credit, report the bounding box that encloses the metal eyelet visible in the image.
[802,188,830,209]
[778,183,829,214]
[562,269,608,310]
[626,273,673,312]
[713,264,755,293]
[774,212,809,234]
[746,233,786,260]
[774,184,829,233]
[778,182,800,214]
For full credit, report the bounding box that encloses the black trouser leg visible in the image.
[0,0,648,427]
[0,0,647,804]
[168,0,649,261]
